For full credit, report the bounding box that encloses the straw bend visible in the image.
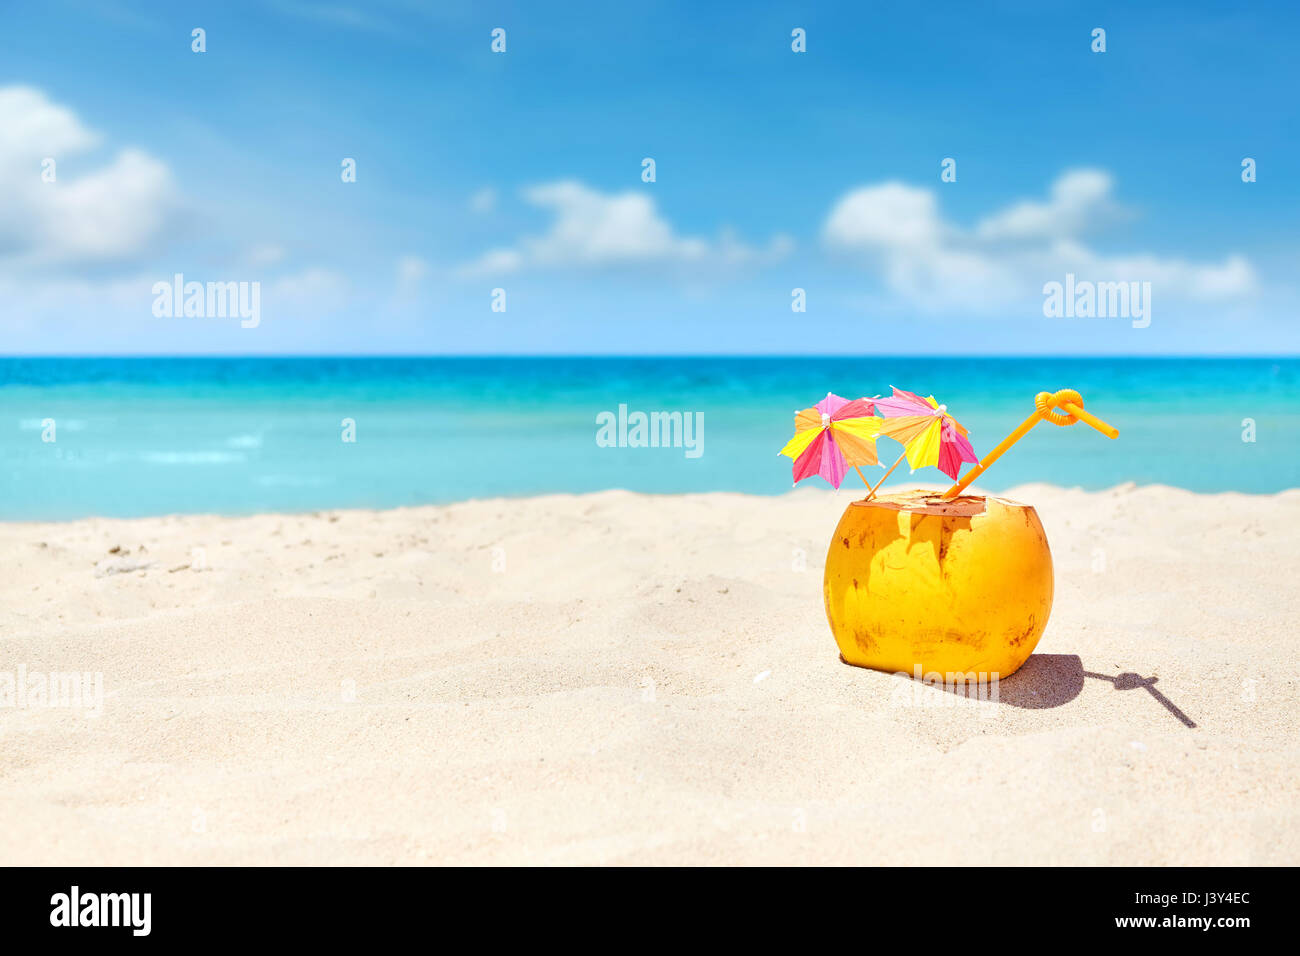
[940,388,1118,499]
[1035,389,1082,426]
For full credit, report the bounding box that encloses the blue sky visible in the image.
[1,0,1295,354]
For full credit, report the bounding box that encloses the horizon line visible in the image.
[3,353,1298,361]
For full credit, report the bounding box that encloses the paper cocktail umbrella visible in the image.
[778,392,882,489]
[867,387,977,497]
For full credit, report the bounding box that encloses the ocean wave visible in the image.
[18,418,87,431]
[140,451,247,465]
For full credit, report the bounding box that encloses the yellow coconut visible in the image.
[823,490,1053,680]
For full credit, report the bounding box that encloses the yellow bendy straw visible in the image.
[941,389,1118,499]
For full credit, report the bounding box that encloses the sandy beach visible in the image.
[1,482,1297,866]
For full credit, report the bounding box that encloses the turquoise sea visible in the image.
[2,357,1296,520]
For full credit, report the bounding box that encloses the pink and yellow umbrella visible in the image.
[778,393,882,489]
[867,387,978,497]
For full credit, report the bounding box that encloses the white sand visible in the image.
[1,482,1297,865]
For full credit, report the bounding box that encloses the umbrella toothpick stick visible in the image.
[941,389,1118,500]
[865,451,908,501]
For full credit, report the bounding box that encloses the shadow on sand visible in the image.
[906,653,1198,728]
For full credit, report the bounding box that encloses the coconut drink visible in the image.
[780,387,1117,681]
[823,490,1052,679]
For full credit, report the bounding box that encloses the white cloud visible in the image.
[468,187,497,214]
[823,169,1257,311]
[466,248,522,275]
[0,85,178,269]
[271,1,398,34]
[976,169,1117,241]
[460,180,791,277]
[42,150,174,260]
[394,255,430,302]
[247,243,286,267]
[396,255,429,285]
[0,85,99,163]
[824,182,945,250]
[268,267,348,311]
